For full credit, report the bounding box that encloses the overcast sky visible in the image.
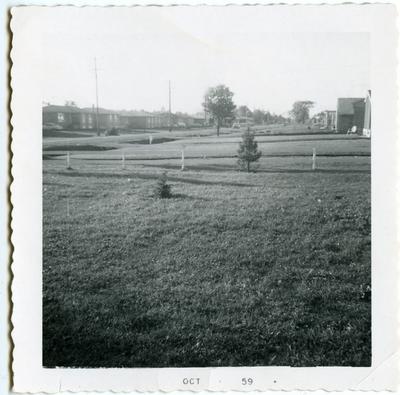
[41,7,370,116]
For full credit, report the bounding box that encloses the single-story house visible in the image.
[43,105,121,131]
[234,116,254,127]
[322,110,336,130]
[191,117,206,127]
[119,111,164,129]
[336,92,371,136]
[42,105,81,129]
[336,97,365,133]
[81,107,120,130]
[175,114,200,128]
[152,112,174,128]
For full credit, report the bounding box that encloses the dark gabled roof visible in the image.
[175,114,192,119]
[80,107,120,115]
[43,105,121,115]
[337,98,364,115]
[42,105,80,113]
[152,111,171,117]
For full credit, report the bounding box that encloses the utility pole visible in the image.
[94,57,100,136]
[168,80,172,132]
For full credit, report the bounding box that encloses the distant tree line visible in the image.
[252,109,290,125]
[203,84,315,137]
[235,105,290,125]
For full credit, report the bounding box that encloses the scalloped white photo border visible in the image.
[9,3,399,392]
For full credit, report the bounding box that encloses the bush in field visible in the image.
[106,127,119,136]
[237,130,262,172]
[154,172,172,198]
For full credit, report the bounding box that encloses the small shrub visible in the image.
[237,130,262,172]
[106,127,119,136]
[154,172,172,198]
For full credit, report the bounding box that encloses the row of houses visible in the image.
[42,105,207,131]
[44,92,372,135]
[312,91,371,137]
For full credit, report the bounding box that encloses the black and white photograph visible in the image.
[41,10,372,368]
[8,3,398,392]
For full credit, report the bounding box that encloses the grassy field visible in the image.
[42,130,371,367]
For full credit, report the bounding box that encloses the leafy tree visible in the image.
[252,109,265,125]
[263,111,272,124]
[237,130,262,172]
[236,105,252,118]
[203,85,236,136]
[290,101,314,123]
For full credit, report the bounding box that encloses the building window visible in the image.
[57,113,65,122]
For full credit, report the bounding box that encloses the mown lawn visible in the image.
[42,155,371,367]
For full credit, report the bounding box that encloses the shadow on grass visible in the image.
[43,294,371,367]
[43,181,73,187]
[170,193,210,201]
[142,163,370,175]
[126,137,177,145]
[54,170,256,187]
[259,168,370,174]
[43,154,64,160]
[187,136,368,145]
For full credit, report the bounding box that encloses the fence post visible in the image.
[149,135,153,144]
[181,148,185,171]
[312,147,316,170]
[66,151,71,169]
[122,153,125,170]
